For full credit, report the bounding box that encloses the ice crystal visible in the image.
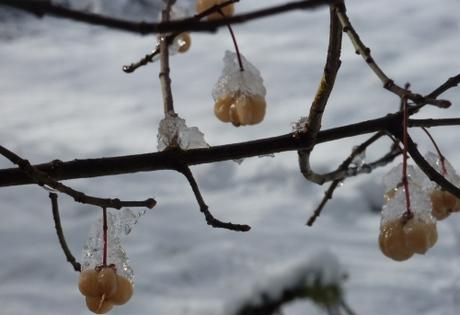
[81,208,146,283]
[212,51,266,100]
[291,116,309,134]
[351,145,366,169]
[157,112,209,151]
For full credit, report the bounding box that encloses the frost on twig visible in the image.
[157,112,209,151]
[225,251,350,315]
[81,208,146,282]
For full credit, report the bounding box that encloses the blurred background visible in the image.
[1,0,460,314]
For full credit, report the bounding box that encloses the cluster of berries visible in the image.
[79,265,133,314]
[379,153,460,261]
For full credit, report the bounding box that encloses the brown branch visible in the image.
[0,145,157,209]
[2,114,460,188]
[50,192,81,272]
[177,165,250,232]
[298,2,343,184]
[409,118,460,128]
[122,0,239,73]
[307,132,389,226]
[335,5,450,108]
[0,0,336,35]
[159,0,176,115]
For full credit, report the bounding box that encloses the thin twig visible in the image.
[159,0,176,115]
[426,73,460,99]
[2,115,460,188]
[0,145,157,209]
[335,5,450,108]
[339,298,357,315]
[298,2,343,184]
[0,0,335,34]
[401,96,412,216]
[122,0,241,73]
[307,132,387,226]
[177,165,250,232]
[421,127,447,175]
[49,192,81,272]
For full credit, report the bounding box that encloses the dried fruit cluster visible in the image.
[79,265,133,314]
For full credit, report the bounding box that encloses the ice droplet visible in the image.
[425,151,460,186]
[233,158,244,165]
[157,112,209,151]
[81,209,145,283]
[351,145,365,169]
[212,51,266,101]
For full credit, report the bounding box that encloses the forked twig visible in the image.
[335,5,450,108]
[0,145,156,209]
[50,192,81,272]
[177,165,250,232]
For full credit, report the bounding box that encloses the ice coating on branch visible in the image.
[157,112,209,151]
[425,151,460,185]
[81,209,145,282]
[224,251,344,315]
[351,145,366,169]
[292,116,309,134]
[212,51,266,100]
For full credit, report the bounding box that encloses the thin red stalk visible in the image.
[402,97,412,216]
[421,127,447,176]
[218,9,244,71]
[102,207,108,266]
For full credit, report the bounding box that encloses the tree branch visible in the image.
[50,192,81,272]
[2,114,460,187]
[0,0,336,34]
[177,165,250,232]
[335,4,450,108]
[298,2,343,184]
[0,145,157,209]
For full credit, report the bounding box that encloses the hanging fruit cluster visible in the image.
[379,152,460,261]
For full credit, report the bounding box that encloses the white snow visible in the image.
[1,0,460,315]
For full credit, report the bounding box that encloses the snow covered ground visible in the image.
[1,0,460,314]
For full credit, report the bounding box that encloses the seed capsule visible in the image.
[379,219,413,261]
[79,269,100,297]
[177,33,191,53]
[196,0,235,20]
[109,275,134,305]
[403,218,437,254]
[86,296,113,314]
[431,190,456,220]
[97,267,118,297]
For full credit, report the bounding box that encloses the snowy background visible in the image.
[1,0,460,314]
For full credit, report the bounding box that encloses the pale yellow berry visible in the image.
[431,190,456,220]
[379,219,413,261]
[196,0,235,21]
[79,269,100,297]
[108,275,134,305]
[214,95,234,122]
[234,95,266,126]
[403,218,437,254]
[97,267,118,297]
[86,296,113,314]
[177,33,191,53]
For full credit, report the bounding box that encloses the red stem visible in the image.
[402,96,412,216]
[218,9,244,71]
[102,207,108,266]
[421,127,448,176]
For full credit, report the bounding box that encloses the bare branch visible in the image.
[177,165,250,232]
[307,132,398,226]
[335,5,450,108]
[298,3,343,184]
[0,145,157,209]
[1,114,460,188]
[50,192,81,272]
[409,118,460,128]
[0,0,336,35]
[426,73,460,99]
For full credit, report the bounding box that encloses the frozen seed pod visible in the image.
[403,218,437,254]
[378,219,413,261]
[97,267,118,297]
[79,269,100,297]
[196,0,234,20]
[431,189,457,220]
[176,33,191,53]
[109,275,134,305]
[86,296,113,314]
